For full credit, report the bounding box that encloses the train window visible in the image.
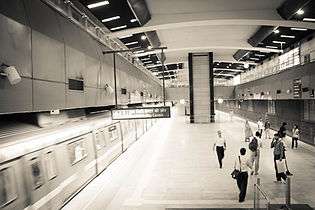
[95,132,106,150]
[30,158,45,190]
[44,151,57,180]
[108,125,119,142]
[68,139,88,165]
[0,168,18,208]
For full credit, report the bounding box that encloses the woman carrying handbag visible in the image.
[232,148,252,202]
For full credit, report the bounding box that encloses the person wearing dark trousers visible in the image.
[234,148,251,202]
[292,124,300,149]
[213,130,226,168]
[271,133,287,182]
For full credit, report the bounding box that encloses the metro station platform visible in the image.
[62,108,315,210]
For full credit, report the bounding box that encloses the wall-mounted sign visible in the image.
[111,106,171,120]
[293,79,302,98]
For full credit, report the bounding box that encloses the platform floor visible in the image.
[62,108,315,210]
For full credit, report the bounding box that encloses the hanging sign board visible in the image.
[293,79,302,99]
[111,106,171,120]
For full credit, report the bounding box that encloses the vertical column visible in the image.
[188,52,215,123]
[209,52,215,122]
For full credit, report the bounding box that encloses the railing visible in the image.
[254,178,271,210]
[42,0,161,85]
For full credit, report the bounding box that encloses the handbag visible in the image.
[276,159,286,173]
[231,156,241,179]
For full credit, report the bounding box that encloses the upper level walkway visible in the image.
[62,107,315,210]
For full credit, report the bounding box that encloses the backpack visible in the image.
[249,137,258,152]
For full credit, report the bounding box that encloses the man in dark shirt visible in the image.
[278,122,287,138]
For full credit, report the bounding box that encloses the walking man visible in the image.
[257,118,264,136]
[213,130,227,168]
[249,131,262,175]
[234,148,251,202]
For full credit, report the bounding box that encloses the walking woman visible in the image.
[234,148,252,202]
[292,124,300,149]
[271,133,287,183]
[213,130,226,168]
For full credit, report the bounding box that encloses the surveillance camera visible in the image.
[0,65,21,85]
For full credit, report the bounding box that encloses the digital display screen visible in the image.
[111,106,171,120]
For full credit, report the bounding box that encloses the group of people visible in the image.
[213,118,300,203]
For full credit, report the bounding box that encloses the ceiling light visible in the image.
[87,1,109,9]
[303,18,315,22]
[110,25,127,31]
[141,57,151,61]
[266,45,278,49]
[250,58,260,61]
[130,19,137,23]
[143,61,152,64]
[274,29,280,34]
[125,41,138,46]
[244,63,249,68]
[273,41,286,44]
[291,27,307,31]
[254,54,265,57]
[119,34,133,39]
[280,35,295,39]
[102,16,120,23]
[141,35,147,40]
[147,46,153,50]
[133,50,145,54]
[296,9,304,15]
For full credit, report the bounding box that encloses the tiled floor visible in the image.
[62,108,315,210]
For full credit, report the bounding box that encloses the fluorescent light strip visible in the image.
[125,41,138,46]
[110,25,127,31]
[87,1,109,9]
[133,50,145,54]
[266,45,278,49]
[141,58,151,61]
[273,41,286,44]
[119,34,133,39]
[250,58,260,61]
[130,19,137,23]
[303,18,315,22]
[102,16,120,23]
[280,35,295,39]
[291,27,307,31]
[147,64,163,68]
[143,61,152,64]
[254,54,265,57]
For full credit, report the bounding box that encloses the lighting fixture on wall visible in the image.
[0,63,21,85]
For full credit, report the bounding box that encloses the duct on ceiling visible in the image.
[145,31,161,48]
[233,49,250,61]
[127,0,151,26]
[248,26,277,47]
[277,0,311,20]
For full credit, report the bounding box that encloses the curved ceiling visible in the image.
[81,0,315,82]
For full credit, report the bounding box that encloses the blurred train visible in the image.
[0,113,157,210]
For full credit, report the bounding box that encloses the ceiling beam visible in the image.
[213,68,244,72]
[109,11,315,38]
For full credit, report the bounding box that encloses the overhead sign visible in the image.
[111,106,171,120]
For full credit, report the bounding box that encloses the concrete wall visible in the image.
[0,0,162,114]
[166,87,189,101]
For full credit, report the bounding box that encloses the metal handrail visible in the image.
[254,178,271,210]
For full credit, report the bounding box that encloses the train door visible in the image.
[0,159,27,210]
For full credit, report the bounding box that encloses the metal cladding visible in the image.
[145,31,161,48]
[248,26,277,47]
[233,49,250,61]
[127,0,151,26]
[277,0,311,20]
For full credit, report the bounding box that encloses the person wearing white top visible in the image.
[291,124,300,149]
[234,148,252,203]
[257,118,264,136]
[213,130,226,168]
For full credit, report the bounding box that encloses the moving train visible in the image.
[0,112,157,210]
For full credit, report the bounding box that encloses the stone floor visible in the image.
[62,107,315,210]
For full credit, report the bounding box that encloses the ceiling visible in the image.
[79,0,315,83]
